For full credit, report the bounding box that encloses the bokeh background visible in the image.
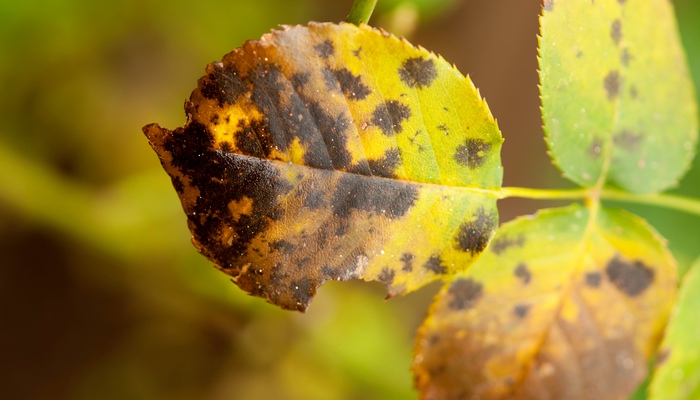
[1,0,699,399]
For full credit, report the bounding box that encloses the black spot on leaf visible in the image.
[367,148,401,178]
[424,255,447,275]
[331,174,418,220]
[585,272,602,288]
[324,67,371,101]
[447,278,483,311]
[290,277,314,308]
[454,139,492,169]
[491,234,525,255]
[200,64,249,106]
[271,239,294,254]
[614,130,643,151]
[378,267,395,285]
[455,208,497,255]
[372,100,412,136]
[290,72,309,90]
[399,57,438,89]
[588,137,603,159]
[233,119,276,159]
[514,304,530,318]
[621,48,631,66]
[606,257,654,296]
[401,253,415,272]
[514,263,531,285]
[611,19,622,46]
[314,39,334,59]
[604,71,620,100]
[171,176,184,194]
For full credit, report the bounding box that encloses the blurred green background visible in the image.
[1,0,698,399]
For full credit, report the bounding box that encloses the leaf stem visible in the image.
[497,186,589,200]
[346,0,378,25]
[600,188,700,217]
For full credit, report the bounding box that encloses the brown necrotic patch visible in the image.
[399,57,438,89]
[233,118,276,159]
[514,263,531,285]
[314,39,334,59]
[455,208,497,255]
[372,100,412,136]
[491,234,525,255]
[606,257,654,296]
[324,67,371,101]
[513,304,530,318]
[585,271,602,288]
[588,137,603,159]
[330,174,418,220]
[447,278,483,311]
[200,63,249,106]
[401,253,415,272]
[424,255,447,275]
[611,19,622,46]
[614,130,643,151]
[378,267,395,285]
[454,138,492,169]
[161,121,293,265]
[367,148,401,178]
[604,71,620,100]
[621,48,631,66]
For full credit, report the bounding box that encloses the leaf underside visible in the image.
[649,258,700,400]
[143,22,503,311]
[413,204,676,400]
[540,0,698,193]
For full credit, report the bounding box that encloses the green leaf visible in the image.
[413,204,676,400]
[539,0,698,193]
[143,22,503,311]
[648,258,700,400]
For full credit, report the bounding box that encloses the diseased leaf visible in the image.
[648,258,700,400]
[143,22,503,311]
[413,204,676,400]
[540,0,698,192]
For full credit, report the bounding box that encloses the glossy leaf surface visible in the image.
[144,22,503,311]
[540,0,698,192]
[413,204,676,400]
[649,258,700,400]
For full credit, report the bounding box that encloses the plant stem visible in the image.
[600,188,700,217]
[498,186,588,200]
[347,0,378,25]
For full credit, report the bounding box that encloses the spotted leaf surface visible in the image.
[649,258,700,400]
[540,0,698,192]
[413,204,676,400]
[143,22,503,311]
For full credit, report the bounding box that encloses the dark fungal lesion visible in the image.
[610,19,622,46]
[454,208,497,255]
[447,278,483,311]
[604,70,620,100]
[513,304,530,318]
[330,173,419,220]
[372,100,412,136]
[454,138,493,169]
[314,39,334,59]
[400,253,415,272]
[199,63,249,107]
[323,67,371,101]
[399,57,438,89]
[423,255,447,275]
[378,267,395,285]
[585,271,602,288]
[514,263,532,285]
[367,148,401,178]
[605,256,655,296]
[490,234,525,255]
[614,130,643,151]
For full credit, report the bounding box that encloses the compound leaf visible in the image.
[143,22,503,311]
[413,204,676,400]
[540,0,698,192]
[648,258,700,400]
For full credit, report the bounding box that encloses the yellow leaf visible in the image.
[143,22,503,311]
